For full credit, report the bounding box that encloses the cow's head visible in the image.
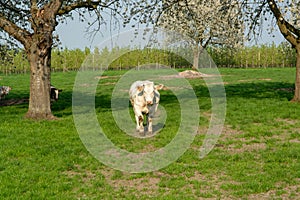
[3,86,12,94]
[139,81,164,105]
[50,86,62,101]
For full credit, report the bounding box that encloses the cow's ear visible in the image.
[58,89,63,92]
[137,85,144,92]
[155,84,164,90]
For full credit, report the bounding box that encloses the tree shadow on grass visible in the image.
[224,82,294,100]
[1,81,295,118]
[192,81,294,100]
[0,89,29,107]
[0,98,29,106]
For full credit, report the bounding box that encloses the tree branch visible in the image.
[0,14,32,48]
[57,0,116,16]
[243,0,268,40]
[267,0,299,47]
[48,0,64,15]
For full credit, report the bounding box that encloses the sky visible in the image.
[55,16,286,50]
[55,18,127,50]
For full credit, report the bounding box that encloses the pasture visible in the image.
[0,68,299,199]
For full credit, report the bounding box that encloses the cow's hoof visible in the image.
[139,131,145,137]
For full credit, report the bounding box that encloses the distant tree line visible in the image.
[0,42,296,74]
[208,42,296,68]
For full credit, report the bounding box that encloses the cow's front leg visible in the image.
[134,109,144,135]
[146,114,153,134]
[136,115,144,134]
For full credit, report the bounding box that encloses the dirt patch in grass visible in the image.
[99,82,116,85]
[276,118,299,125]
[94,75,120,85]
[158,70,218,80]
[259,78,272,81]
[247,182,300,199]
[238,78,272,82]
[183,171,241,199]
[79,83,94,87]
[63,164,97,185]
[109,176,160,193]
[226,142,266,154]
[219,125,246,140]
[140,144,158,153]
[201,125,266,154]
[178,70,211,78]
[289,139,300,143]
[273,118,300,143]
[102,168,160,196]
[95,75,121,79]
[195,124,254,153]
[211,120,300,154]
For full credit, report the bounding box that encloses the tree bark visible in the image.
[291,47,300,102]
[24,5,58,120]
[25,35,55,120]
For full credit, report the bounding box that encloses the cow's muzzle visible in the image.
[146,101,153,105]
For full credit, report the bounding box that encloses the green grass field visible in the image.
[0,68,299,199]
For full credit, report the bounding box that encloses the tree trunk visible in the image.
[193,45,200,69]
[23,3,61,120]
[25,35,55,120]
[266,0,300,101]
[291,47,300,102]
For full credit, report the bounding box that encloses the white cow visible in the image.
[0,86,12,100]
[129,80,164,135]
